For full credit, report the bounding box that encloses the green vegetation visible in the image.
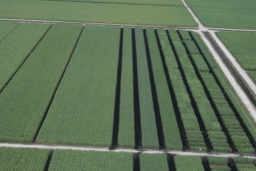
[0,22,18,42]
[216,32,256,70]
[185,0,256,29]
[233,157,256,171]
[248,72,256,83]
[53,0,183,6]
[0,24,81,142]
[191,32,256,154]
[140,153,169,171]
[157,29,206,152]
[216,32,256,82]
[146,28,182,150]
[0,0,196,26]
[118,27,134,147]
[208,156,230,171]
[49,150,133,171]
[0,147,49,171]
[178,32,231,153]
[174,156,204,171]
[37,26,120,146]
[185,0,256,9]
[135,28,158,148]
[0,23,50,91]
[190,7,256,29]
[191,54,209,72]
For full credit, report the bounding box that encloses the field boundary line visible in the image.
[1,18,256,32]
[0,143,256,159]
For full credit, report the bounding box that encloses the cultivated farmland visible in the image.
[0,0,196,26]
[0,0,256,169]
[1,147,255,170]
[0,23,255,155]
[185,0,256,29]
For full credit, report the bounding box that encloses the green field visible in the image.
[36,26,120,146]
[0,148,49,171]
[0,22,255,154]
[191,7,256,29]
[49,150,133,171]
[185,0,256,29]
[0,0,255,170]
[0,24,81,142]
[0,0,196,26]
[216,32,256,82]
[185,0,256,9]
[2,147,255,170]
[0,22,49,91]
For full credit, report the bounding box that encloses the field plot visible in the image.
[185,0,256,29]
[140,153,169,171]
[0,22,255,156]
[0,23,50,91]
[0,24,82,142]
[0,0,196,26]
[50,0,184,6]
[185,0,256,9]
[1,147,256,170]
[216,32,256,83]
[48,150,133,171]
[118,27,134,148]
[36,26,120,146]
[0,148,49,171]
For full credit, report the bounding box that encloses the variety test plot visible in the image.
[0,22,255,155]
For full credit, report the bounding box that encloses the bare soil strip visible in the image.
[0,143,255,159]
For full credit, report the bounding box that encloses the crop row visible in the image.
[0,22,256,154]
[1,147,255,171]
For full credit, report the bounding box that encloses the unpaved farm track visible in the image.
[1,143,256,159]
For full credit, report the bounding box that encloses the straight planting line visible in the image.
[0,143,256,159]
[1,18,256,32]
[196,30,256,122]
